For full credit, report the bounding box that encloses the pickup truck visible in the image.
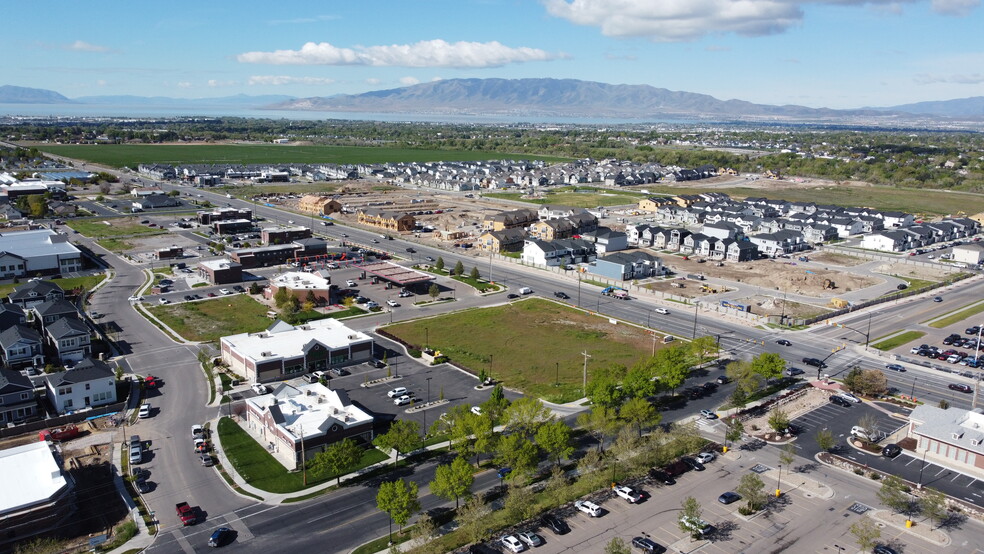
[175,502,197,526]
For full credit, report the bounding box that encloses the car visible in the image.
[718,491,741,505]
[776,339,792,346]
[613,484,642,503]
[425,256,435,262]
[507,293,519,299]
[365,301,379,309]
[696,451,716,464]
[909,346,923,354]
[219,288,231,295]
[192,424,204,438]
[541,514,569,535]
[200,454,215,467]
[251,383,268,395]
[371,239,380,244]
[398,290,413,297]
[368,359,386,368]
[802,357,826,368]
[701,382,718,392]
[648,468,675,485]
[516,531,543,548]
[471,405,483,415]
[194,437,210,453]
[882,444,902,458]
[184,295,194,301]
[394,395,413,406]
[144,375,161,388]
[838,392,861,403]
[138,403,151,419]
[829,395,852,407]
[934,296,943,302]
[631,537,663,553]
[233,285,245,292]
[159,297,170,304]
[136,477,151,494]
[129,445,143,465]
[574,499,603,517]
[699,409,717,419]
[329,367,350,376]
[499,535,525,553]
[885,363,906,372]
[341,233,349,237]
[716,375,730,385]
[654,307,669,315]
[386,299,399,307]
[554,291,570,300]
[873,545,899,554]
[681,457,705,471]
[346,280,357,287]
[785,367,804,376]
[405,247,416,253]
[966,326,981,335]
[949,383,973,393]
[130,434,141,449]
[387,387,408,398]
[207,292,217,297]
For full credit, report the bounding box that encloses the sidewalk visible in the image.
[105,444,157,554]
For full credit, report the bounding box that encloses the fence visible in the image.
[0,400,128,439]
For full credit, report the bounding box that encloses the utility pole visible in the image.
[299,424,306,486]
[581,350,592,395]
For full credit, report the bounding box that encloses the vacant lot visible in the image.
[66,217,168,239]
[148,294,271,342]
[486,186,645,208]
[36,144,569,168]
[382,298,664,402]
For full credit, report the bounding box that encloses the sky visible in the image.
[2,0,982,110]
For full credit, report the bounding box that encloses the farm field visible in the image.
[36,144,569,168]
[381,298,663,402]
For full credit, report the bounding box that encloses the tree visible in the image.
[857,414,880,441]
[778,443,796,475]
[456,495,491,544]
[724,417,744,449]
[577,407,619,452]
[310,438,363,485]
[273,286,291,308]
[604,537,632,554]
[535,419,574,465]
[586,364,626,409]
[678,496,704,540]
[767,407,790,433]
[503,484,538,522]
[726,360,763,398]
[621,360,657,399]
[430,456,474,508]
[435,257,445,271]
[410,512,437,544]
[688,335,718,368]
[652,345,691,392]
[815,429,834,452]
[842,366,865,394]
[919,487,948,529]
[750,352,785,382]
[453,260,464,276]
[858,369,888,397]
[495,433,539,476]
[736,472,767,510]
[428,283,440,300]
[504,396,552,438]
[481,383,511,424]
[877,475,912,516]
[469,266,480,280]
[849,516,881,552]
[374,419,421,466]
[376,479,420,537]
[619,396,660,437]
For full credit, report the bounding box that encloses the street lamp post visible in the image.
[917,449,928,489]
[692,302,699,339]
[489,354,494,382]
[776,464,782,497]
[555,362,560,386]
[865,313,872,350]
[911,377,917,401]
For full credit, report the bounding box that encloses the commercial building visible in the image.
[0,441,76,549]
[228,238,327,269]
[264,272,332,305]
[220,318,374,383]
[262,226,312,245]
[197,207,252,225]
[907,405,984,472]
[0,229,82,277]
[198,259,244,285]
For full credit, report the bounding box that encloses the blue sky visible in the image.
[3,0,982,109]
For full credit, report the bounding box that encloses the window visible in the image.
[19,392,28,400]
[85,383,90,390]
[64,399,73,408]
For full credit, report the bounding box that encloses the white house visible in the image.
[860,230,911,252]
[952,243,984,265]
[521,239,596,267]
[43,358,117,414]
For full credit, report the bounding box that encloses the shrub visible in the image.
[408,349,422,358]
[854,468,865,476]
[870,473,881,480]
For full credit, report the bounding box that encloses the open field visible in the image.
[36,144,570,168]
[871,330,926,351]
[66,217,168,239]
[147,294,271,342]
[485,186,646,208]
[0,274,107,299]
[382,298,664,402]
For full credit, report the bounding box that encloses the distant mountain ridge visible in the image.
[0,85,75,104]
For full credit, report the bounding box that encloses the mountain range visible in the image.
[2,80,982,122]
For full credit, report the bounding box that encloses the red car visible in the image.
[144,375,162,388]
[949,383,973,393]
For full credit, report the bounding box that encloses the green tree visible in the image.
[456,495,491,544]
[725,417,744,449]
[495,433,539,477]
[736,472,767,510]
[469,266,480,280]
[535,419,574,465]
[767,407,790,433]
[428,283,440,300]
[586,363,626,409]
[858,369,889,397]
[503,484,538,522]
[919,487,948,529]
[619,396,660,437]
[779,443,796,475]
[688,335,719,368]
[842,366,864,393]
[481,383,511,424]
[430,456,474,508]
[815,428,834,452]
[678,496,704,540]
[376,479,420,536]
[604,537,631,554]
[652,345,691,392]
[849,516,881,552]
[621,360,657,399]
[374,419,421,466]
[726,360,763,398]
[453,260,464,276]
[877,475,912,516]
[504,396,552,438]
[577,407,619,452]
[750,352,785,381]
[273,286,291,308]
[310,438,363,485]
[435,257,445,271]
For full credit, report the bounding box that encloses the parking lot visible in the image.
[789,401,907,459]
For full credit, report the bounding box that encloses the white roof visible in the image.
[271,271,331,291]
[221,318,372,364]
[0,229,80,259]
[0,441,69,514]
[246,383,373,442]
[199,258,240,270]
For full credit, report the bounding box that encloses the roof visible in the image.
[8,280,65,302]
[245,382,373,444]
[46,316,90,339]
[0,441,70,514]
[45,358,115,387]
[352,260,433,285]
[953,243,984,253]
[198,259,242,271]
[910,405,984,456]
[0,367,32,393]
[271,271,331,291]
[0,230,80,261]
[32,298,78,318]
[221,319,373,365]
[0,324,41,348]
[598,251,662,266]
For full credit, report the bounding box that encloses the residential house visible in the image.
[538,205,584,220]
[45,317,92,365]
[356,209,415,232]
[638,196,675,212]
[748,230,807,256]
[802,224,838,244]
[44,358,117,414]
[482,208,538,232]
[860,230,912,252]
[590,251,663,281]
[521,239,596,267]
[567,211,599,233]
[828,217,864,238]
[0,303,26,330]
[298,195,342,216]
[626,224,650,246]
[579,228,627,255]
[529,219,575,241]
[725,240,759,262]
[878,211,914,228]
[952,243,984,265]
[0,368,36,424]
[668,229,691,251]
[701,222,742,241]
[0,325,44,369]
[478,228,526,253]
[30,299,78,332]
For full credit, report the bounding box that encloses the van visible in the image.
[519,287,533,295]
[266,310,278,319]
[662,335,676,343]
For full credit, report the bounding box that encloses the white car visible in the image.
[386,299,399,307]
[838,392,862,403]
[700,409,718,419]
[654,307,669,315]
[574,499,603,517]
[346,280,357,287]
[159,297,170,304]
[471,405,483,415]
[219,288,231,295]
[696,451,716,464]
[500,535,526,553]
[394,395,413,406]
[613,485,642,503]
[251,383,268,395]
[138,403,151,419]
[387,387,408,398]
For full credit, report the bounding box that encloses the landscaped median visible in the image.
[924,300,984,329]
[871,330,926,351]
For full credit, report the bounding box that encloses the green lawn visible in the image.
[36,144,569,168]
[66,217,168,239]
[0,274,107,299]
[381,299,663,402]
[147,295,272,342]
[927,302,984,329]
[486,186,646,208]
[871,330,926,351]
[217,417,388,493]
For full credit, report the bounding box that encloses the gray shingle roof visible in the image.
[44,358,115,387]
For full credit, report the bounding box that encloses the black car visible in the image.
[233,285,245,292]
[896,283,908,290]
[776,339,792,346]
[184,295,194,301]
[648,468,675,485]
[829,395,852,407]
[949,383,972,393]
[934,296,943,302]
[541,514,570,535]
[681,457,705,471]
[701,382,718,392]
[718,491,741,505]
[873,545,899,554]
[367,359,386,369]
[554,291,570,300]
[507,293,519,299]
[631,537,664,553]
[208,527,232,547]
[885,364,905,372]
[802,357,826,368]
[405,247,416,253]
[882,444,902,458]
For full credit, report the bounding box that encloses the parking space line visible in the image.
[935,467,948,476]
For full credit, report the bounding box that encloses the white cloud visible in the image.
[237,39,559,68]
[542,0,978,42]
[247,75,336,86]
[207,79,239,87]
[67,40,110,52]
[913,73,984,84]
[399,76,421,86]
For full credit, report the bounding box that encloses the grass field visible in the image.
[486,186,646,208]
[381,299,663,402]
[66,218,168,239]
[871,330,926,351]
[147,295,271,342]
[36,144,570,168]
[0,274,107,299]
[927,301,984,329]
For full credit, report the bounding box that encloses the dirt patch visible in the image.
[871,262,950,282]
[642,277,730,299]
[744,387,831,438]
[809,251,867,267]
[730,294,831,318]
